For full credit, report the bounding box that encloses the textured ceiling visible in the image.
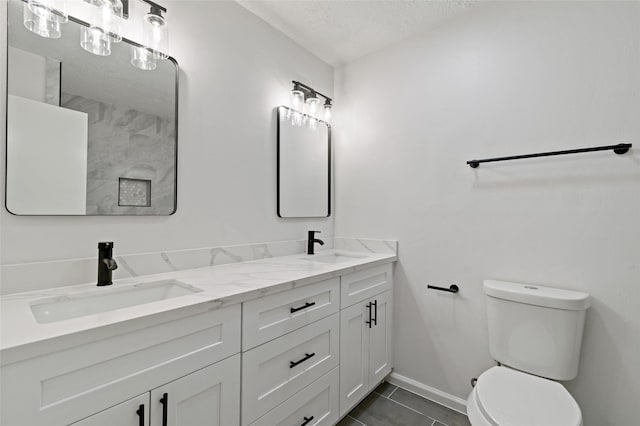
[236,0,477,65]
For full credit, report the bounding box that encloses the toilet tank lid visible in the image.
[484,280,591,311]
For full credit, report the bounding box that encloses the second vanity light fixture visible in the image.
[288,80,333,128]
[22,0,169,71]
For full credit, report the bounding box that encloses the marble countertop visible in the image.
[1,249,396,360]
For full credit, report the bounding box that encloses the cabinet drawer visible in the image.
[242,314,340,426]
[250,367,339,426]
[0,303,241,426]
[341,264,392,308]
[242,278,340,350]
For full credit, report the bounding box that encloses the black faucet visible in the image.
[97,242,118,286]
[307,231,324,255]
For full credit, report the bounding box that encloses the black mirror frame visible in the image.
[276,105,331,218]
[4,3,179,216]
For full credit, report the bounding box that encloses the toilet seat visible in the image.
[467,367,582,426]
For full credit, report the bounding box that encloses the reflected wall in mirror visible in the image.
[5,0,178,215]
[277,106,331,218]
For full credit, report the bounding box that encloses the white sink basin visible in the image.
[30,280,203,324]
[303,253,368,264]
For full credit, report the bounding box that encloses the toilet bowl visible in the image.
[466,366,582,426]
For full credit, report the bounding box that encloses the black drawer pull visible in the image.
[291,301,316,313]
[160,393,168,426]
[290,352,316,368]
[300,415,315,426]
[136,404,144,426]
[365,302,372,328]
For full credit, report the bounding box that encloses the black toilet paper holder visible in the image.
[427,284,459,294]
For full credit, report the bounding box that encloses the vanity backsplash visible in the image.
[0,238,397,295]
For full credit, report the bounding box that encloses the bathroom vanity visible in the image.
[0,250,395,426]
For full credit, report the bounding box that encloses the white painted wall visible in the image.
[0,0,334,264]
[334,2,640,425]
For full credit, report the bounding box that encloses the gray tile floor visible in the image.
[337,382,471,426]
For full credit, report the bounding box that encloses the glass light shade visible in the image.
[279,106,291,121]
[80,26,112,56]
[84,0,124,43]
[131,46,157,71]
[291,89,304,111]
[305,96,319,116]
[291,110,304,127]
[28,0,67,23]
[142,11,169,60]
[323,104,332,123]
[23,3,62,38]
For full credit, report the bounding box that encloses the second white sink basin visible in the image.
[303,253,368,264]
[30,280,203,324]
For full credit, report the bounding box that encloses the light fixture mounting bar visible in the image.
[292,80,332,103]
[121,0,167,19]
[141,0,167,13]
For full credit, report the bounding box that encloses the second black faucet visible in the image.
[307,231,324,255]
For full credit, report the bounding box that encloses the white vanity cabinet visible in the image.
[1,257,395,426]
[339,265,393,417]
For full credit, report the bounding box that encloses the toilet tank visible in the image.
[484,280,591,381]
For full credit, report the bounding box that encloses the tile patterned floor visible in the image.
[337,382,471,426]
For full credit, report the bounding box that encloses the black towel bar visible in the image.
[467,143,631,168]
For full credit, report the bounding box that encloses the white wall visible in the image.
[0,0,334,265]
[334,2,640,425]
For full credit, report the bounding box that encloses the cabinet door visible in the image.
[339,301,370,417]
[71,393,149,426]
[150,354,240,426]
[369,290,393,387]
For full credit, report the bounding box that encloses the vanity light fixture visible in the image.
[23,0,169,70]
[23,0,68,39]
[289,80,333,127]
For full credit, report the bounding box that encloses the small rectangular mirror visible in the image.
[277,106,331,218]
[5,0,178,215]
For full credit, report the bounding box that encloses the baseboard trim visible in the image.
[386,372,468,415]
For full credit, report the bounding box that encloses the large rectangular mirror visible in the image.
[277,106,331,218]
[5,0,178,215]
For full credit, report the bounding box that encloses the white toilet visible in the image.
[466,280,591,426]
